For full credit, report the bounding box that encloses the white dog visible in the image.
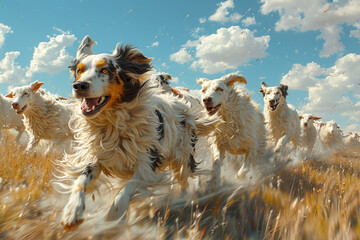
[259,82,301,153]
[59,36,219,230]
[299,114,322,154]
[0,94,25,143]
[198,73,267,183]
[6,81,75,152]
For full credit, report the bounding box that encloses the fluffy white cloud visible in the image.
[242,16,256,27]
[27,32,77,76]
[0,23,13,49]
[0,51,27,84]
[282,53,360,122]
[260,0,360,57]
[199,17,207,24]
[281,62,328,90]
[169,48,193,64]
[185,26,270,74]
[209,0,242,23]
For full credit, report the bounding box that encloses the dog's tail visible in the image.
[195,114,223,137]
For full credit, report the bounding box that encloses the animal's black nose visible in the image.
[304,123,308,128]
[203,97,212,104]
[73,81,90,91]
[269,100,275,105]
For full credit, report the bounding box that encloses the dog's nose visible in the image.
[269,100,275,105]
[73,81,90,91]
[203,97,212,104]
[304,123,308,128]
[12,102,19,109]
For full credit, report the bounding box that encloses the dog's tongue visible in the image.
[81,98,99,113]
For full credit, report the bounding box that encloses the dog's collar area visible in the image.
[81,96,110,115]
[206,104,221,115]
[16,104,28,115]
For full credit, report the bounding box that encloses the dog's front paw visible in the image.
[61,198,85,230]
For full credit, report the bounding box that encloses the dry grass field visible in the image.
[0,131,359,240]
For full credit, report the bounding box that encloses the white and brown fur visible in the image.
[198,73,267,184]
[152,72,202,111]
[6,81,75,152]
[59,36,219,230]
[299,114,322,154]
[0,94,25,143]
[259,82,301,153]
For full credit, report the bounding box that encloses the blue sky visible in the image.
[0,0,360,132]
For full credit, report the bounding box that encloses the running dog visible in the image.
[59,36,219,229]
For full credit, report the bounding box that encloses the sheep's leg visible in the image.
[15,130,24,144]
[237,152,252,178]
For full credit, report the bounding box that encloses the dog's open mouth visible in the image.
[16,105,27,115]
[81,96,110,115]
[206,104,221,115]
[269,101,279,111]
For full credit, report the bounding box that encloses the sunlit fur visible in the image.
[0,94,25,144]
[7,81,76,152]
[343,132,360,151]
[260,82,301,153]
[318,120,343,150]
[59,36,220,229]
[299,114,322,154]
[198,73,267,183]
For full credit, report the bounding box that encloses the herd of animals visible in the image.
[0,35,359,230]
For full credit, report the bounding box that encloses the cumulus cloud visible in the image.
[242,16,256,27]
[27,31,77,76]
[0,51,27,84]
[281,62,328,90]
[182,26,270,74]
[0,23,12,49]
[260,0,360,57]
[208,0,242,23]
[282,53,360,122]
[169,48,193,64]
[199,17,207,24]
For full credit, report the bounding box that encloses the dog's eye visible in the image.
[23,92,29,96]
[76,68,83,75]
[101,68,109,74]
[216,87,223,92]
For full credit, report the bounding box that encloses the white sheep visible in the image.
[318,120,343,151]
[299,114,322,154]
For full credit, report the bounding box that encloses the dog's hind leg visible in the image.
[61,163,100,230]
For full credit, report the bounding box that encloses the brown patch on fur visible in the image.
[74,184,84,193]
[96,59,107,69]
[313,116,322,121]
[170,86,184,98]
[103,80,124,108]
[226,76,247,87]
[76,63,86,81]
[61,219,84,231]
[31,82,44,92]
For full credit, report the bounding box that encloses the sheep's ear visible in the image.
[30,80,44,93]
[197,77,209,85]
[223,73,247,87]
[312,116,322,121]
[279,84,288,97]
[299,116,303,120]
[5,92,14,98]
[76,35,96,60]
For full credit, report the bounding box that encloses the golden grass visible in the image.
[0,130,359,239]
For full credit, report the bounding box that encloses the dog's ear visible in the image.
[312,116,322,121]
[299,116,303,120]
[161,73,172,81]
[223,73,247,87]
[76,35,96,60]
[197,78,209,85]
[279,84,288,98]
[5,92,14,98]
[112,44,152,81]
[259,82,267,97]
[30,80,45,93]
